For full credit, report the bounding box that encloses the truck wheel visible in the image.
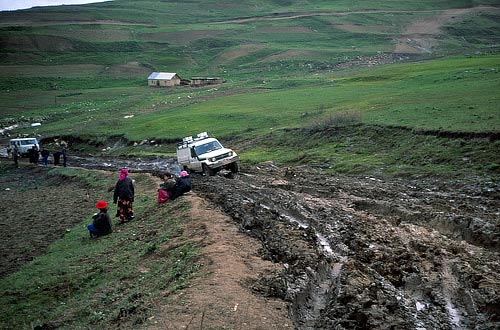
[203,164,215,176]
[230,162,239,173]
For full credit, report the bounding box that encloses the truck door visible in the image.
[189,147,202,171]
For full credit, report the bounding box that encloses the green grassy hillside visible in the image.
[0,164,201,329]
[0,2,499,328]
[0,0,499,177]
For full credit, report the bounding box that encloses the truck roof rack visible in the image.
[177,132,210,148]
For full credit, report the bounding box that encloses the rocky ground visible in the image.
[1,154,499,329]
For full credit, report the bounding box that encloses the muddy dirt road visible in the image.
[1,153,499,329]
[194,164,500,329]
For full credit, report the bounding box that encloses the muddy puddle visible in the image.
[69,154,182,174]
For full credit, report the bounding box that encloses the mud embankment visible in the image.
[194,165,500,329]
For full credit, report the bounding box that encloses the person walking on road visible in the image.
[113,168,135,223]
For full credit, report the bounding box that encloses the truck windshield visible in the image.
[20,140,37,145]
[194,141,222,155]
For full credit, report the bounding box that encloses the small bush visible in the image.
[307,110,362,131]
[144,242,158,254]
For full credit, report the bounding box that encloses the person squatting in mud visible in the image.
[87,200,113,238]
[113,168,135,223]
[157,172,177,204]
[170,170,192,200]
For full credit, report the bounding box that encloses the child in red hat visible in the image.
[87,200,113,238]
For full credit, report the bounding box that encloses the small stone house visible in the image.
[148,72,181,87]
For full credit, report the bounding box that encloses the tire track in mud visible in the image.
[194,166,500,329]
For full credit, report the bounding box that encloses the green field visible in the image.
[0,0,499,178]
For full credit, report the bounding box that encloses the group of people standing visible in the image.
[87,168,192,238]
[10,145,68,167]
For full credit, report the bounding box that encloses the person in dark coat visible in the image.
[87,200,113,238]
[113,168,135,223]
[170,170,192,200]
[33,146,40,164]
[13,145,19,168]
[53,151,62,165]
[27,146,40,165]
[41,147,50,167]
[160,172,177,194]
[62,147,68,167]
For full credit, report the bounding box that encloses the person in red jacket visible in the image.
[113,168,135,223]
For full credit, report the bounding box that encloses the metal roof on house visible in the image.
[148,72,178,80]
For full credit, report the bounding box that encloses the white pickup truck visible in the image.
[176,132,239,176]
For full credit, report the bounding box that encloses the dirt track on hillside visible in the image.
[193,164,500,330]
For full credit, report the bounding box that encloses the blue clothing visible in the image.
[87,224,99,238]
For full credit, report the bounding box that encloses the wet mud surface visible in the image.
[193,164,500,330]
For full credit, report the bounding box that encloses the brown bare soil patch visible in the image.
[0,35,75,52]
[0,162,103,278]
[394,6,498,54]
[148,194,291,330]
[52,28,133,42]
[104,61,152,77]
